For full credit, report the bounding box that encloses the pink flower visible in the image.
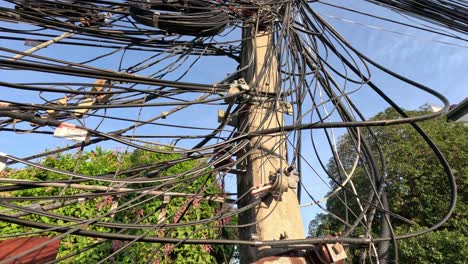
[134,208,144,220]
[215,181,224,191]
[192,197,202,208]
[96,196,113,211]
[164,244,174,256]
[203,244,213,253]
[173,204,187,223]
[112,240,123,252]
[216,216,232,227]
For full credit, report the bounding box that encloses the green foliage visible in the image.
[398,227,468,264]
[0,147,235,263]
[308,108,468,263]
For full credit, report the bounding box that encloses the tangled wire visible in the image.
[0,0,466,263]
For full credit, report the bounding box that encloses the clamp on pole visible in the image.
[225,78,250,104]
[251,167,299,198]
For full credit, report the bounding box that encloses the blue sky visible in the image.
[0,0,467,235]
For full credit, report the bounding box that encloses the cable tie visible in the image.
[153,12,160,28]
[0,152,7,172]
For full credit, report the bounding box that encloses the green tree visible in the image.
[0,147,235,263]
[308,108,467,263]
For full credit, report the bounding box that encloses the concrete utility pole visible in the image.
[237,26,306,263]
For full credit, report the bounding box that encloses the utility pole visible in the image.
[237,25,306,263]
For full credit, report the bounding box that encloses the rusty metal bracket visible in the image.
[225,78,250,104]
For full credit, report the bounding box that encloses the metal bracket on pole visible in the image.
[250,168,299,199]
[324,242,347,263]
[269,169,299,198]
[218,109,239,127]
[225,78,250,104]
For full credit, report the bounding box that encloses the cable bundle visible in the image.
[367,0,468,34]
[128,0,229,36]
[13,0,106,26]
